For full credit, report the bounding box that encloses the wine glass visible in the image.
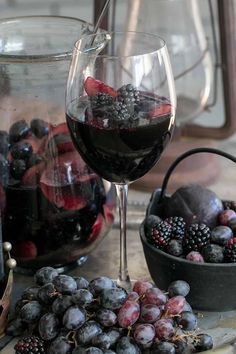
[66,31,176,291]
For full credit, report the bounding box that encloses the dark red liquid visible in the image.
[66,100,174,184]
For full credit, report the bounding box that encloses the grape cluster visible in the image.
[145,206,236,263]
[8,267,213,353]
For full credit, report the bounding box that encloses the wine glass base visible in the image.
[14,256,88,275]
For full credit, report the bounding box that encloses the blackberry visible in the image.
[150,221,172,249]
[117,84,140,105]
[14,335,45,354]
[202,244,224,263]
[107,101,135,124]
[90,92,114,107]
[224,237,236,262]
[183,223,211,253]
[165,216,186,239]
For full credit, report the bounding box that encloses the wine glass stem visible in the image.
[115,183,132,291]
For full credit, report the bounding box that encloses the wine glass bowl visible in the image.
[66,31,176,289]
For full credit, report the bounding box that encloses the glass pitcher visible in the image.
[0,16,115,271]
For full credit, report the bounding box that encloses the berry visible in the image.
[154,319,175,340]
[52,295,73,316]
[117,300,140,328]
[6,318,26,337]
[211,225,233,245]
[106,101,135,124]
[14,240,37,260]
[34,266,59,286]
[184,223,211,253]
[194,333,213,352]
[149,103,172,119]
[176,311,197,331]
[100,287,127,310]
[166,239,183,256]
[53,275,77,294]
[38,313,59,341]
[75,320,102,346]
[145,214,162,239]
[0,130,9,156]
[48,336,72,354]
[72,289,93,306]
[218,209,236,226]
[168,280,190,297]
[14,335,45,354]
[9,120,30,143]
[73,348,103,354]
[116,336,141,354]
[164,295,186,316]
[151,341,175,354]
[84,76,117,98]
[96,308,117,327]
[63,305,86,330]
[143,287,167,306]
[37,283,58,304]
[133,323,155,348]
[89,276,115,295]
[10,159,26,179]
[186,251,204,263]
[202,244,224,263]
[74,276,89,289]
[139,304,161,323]
[90,92,114,107]
[91,333,112,350]
[117,84,140,105]
[132,280,153,295]
[11,141,33,160]
[224,238,236,262]
[20,301,42,324]
[150,221,172,249]
[30,118,49,138]
[165,216,186,239]
[127,291,139,302]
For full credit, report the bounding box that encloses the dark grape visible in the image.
[21,286,40,301]
[34,267,59,286]
[73,347,103,354]
[53,275,77,294]
[6,318,27,336]
[72,289,93,306]
[74,276,89,289]
[20,301,42,324]
[194,333,213,352]
[96,308,117,327]
[38,313,60,341]
[133,323,155,348]
[92,333,112,350]
[177,311,197,331]
[150,341,176,354]
[89,276,115,295]
[116,336,141,354]
[101,287,127,310]
[38,283,57,305]
[30,118,49,138]
[63,305,86,330]
[75,320,102,346]
[105,328,122,347]
[48,335,72,354]
[168,280,190,298]
[52,295,73,316]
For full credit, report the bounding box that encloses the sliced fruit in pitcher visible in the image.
[84,76,117,97]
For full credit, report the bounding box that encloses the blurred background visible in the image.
[0,0,235,199]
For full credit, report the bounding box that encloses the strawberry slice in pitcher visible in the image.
[149,103,172,119]
[84,76,117,97]
[40,151,97,210]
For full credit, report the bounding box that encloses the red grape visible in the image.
[126,291,139,302]
[142,287,167,306]
[140,303,161,323]
[133,280,153,295]
[164,295,186,316]
[133,323,155,348]
[154,319,175,340]
[117,300,140,328]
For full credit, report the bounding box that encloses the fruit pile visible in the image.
[144,184,236,263]
[0,118,113,263]
[83,77,172,129]
[8,266,213,353]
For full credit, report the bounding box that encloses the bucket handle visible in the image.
[159,147,236,203]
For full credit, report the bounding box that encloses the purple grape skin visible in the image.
[39,313,60,341]
[177,311,197,331]
[143,287,167,306]
[96,308,117,327]
[101,287,127,310]
[72,347,103,354]
[72,289,93,306]
[133,323,155,348]
[194,334,213,351]
[52,295,73,316]
[6,318,27,336]
[150,341,175,353]
[34,266,59,285]
[140,303,161,323]
[48,336,72,354]
[92,333,112,350]
[89,276,115,295]
[20,301,42,324]
[38,283,57,305]
[75,320,102,345]
[74,276,89,289]
[53,275,77,294]
[63,305,86,330]
[182,301,193,313]
[105,328,123,347]
[116,336,141,354]
[21,286,40,301]
[154,319,175,340]
[168,280,190,297]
